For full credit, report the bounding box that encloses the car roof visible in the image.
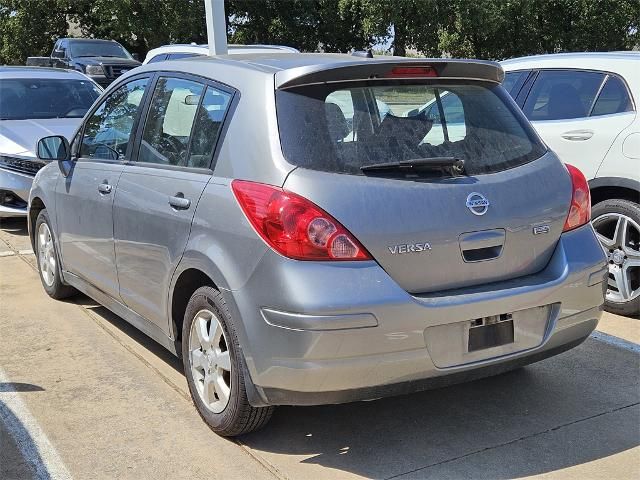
[0,66,93,80]
[144,43,299,60]
[134,52,503,88]
[501,51,640,75]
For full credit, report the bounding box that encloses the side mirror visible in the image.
[131,52,141,62]
[37,135,69,161]
[37,136,73,176]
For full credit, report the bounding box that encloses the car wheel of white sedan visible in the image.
[592,199,640,317]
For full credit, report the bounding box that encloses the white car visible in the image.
[502,52,640,316]
[0,67,101,217]
[143,43,299,64]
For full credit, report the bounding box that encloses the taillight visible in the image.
[387,66,438,78]
[232,180,371,261]
[563,164,591,232]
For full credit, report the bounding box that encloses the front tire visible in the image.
[592,199,640,317]
[35,209,76,300]
[182,286,274,436]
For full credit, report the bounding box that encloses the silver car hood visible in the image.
[0,118,81,159]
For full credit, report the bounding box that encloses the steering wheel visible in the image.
[158,136,184,165]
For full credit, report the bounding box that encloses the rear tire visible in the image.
[591,199,640,317]
[182,286,274,436]
[34,209,77,300]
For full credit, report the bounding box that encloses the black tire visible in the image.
[592,199,640,317]
[34,209,77,300]
[182,286,274,436]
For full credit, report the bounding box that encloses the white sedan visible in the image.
[502,52,640,316]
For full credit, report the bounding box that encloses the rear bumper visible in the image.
[226,225,607,406]
[0,168,32,217]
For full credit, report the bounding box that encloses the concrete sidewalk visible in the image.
[1,217,639,479]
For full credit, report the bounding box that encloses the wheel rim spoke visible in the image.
[202,373,214,405]
[195,315,212,350]
[214,373,230,405]
[191,349,208,372]
[216,350,231,372]
[595,231,615,249]
[612,216,628,248]
[612,267,630,300]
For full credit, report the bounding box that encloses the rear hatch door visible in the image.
[276,70,571,293]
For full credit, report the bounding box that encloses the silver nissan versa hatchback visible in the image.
[30,53,607,436]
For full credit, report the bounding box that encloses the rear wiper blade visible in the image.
[361,157,465,175]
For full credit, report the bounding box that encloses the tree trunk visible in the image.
[393,22,406,56]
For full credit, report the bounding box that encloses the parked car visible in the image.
[502,52,640,316]
[142,43,299,64]
[26,38,141,87]
[30,53,606,436]
[0,67,101,217]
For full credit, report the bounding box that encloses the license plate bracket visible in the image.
[468,314,514,352]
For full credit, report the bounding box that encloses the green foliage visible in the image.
[0,0,638,65]
[0,0,68,65]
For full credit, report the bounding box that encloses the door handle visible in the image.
[561,130,594,141]
[168,194,191,210]
[98,183,112,194]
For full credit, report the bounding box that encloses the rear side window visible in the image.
[167,53,203,60]
[277,81,546,176]
[187,86,232,168]
[591,75,633,116]
[523,70,605,120]
[502,71,528,96]
[138,77,232,168]
[147,54,167,64]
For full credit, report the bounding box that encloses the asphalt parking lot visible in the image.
[1,216,638,480]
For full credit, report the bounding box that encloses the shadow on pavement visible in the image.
[0,383,47,480]
[238,339,639,479]
[69,294,184,375]
[0,383,44,393]
[0,217,28,236]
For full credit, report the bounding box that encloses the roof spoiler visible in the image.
[275,58,504,89]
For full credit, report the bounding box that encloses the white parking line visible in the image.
[0,368,72,480]
[18,249,34,255]
[591,331,640,354]
[0,251,16,257]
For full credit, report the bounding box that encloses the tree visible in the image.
[0,0,68,64]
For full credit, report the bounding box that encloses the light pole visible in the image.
[204,0,228,56]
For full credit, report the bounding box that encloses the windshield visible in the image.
[69,40,132,59]
[0,79,101,120]
[276,81,547,176]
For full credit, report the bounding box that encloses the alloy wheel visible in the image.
[592,213,640,304]
[37,222,56,287]
[188,309,232,413]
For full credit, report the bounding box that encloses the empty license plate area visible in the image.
[468,314,514,352]
[423,304,555,368]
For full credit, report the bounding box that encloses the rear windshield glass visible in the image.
[276,81,547,176]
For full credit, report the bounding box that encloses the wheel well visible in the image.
[171,268,216,344]
[590,186,639,206]
[29,197,46,248]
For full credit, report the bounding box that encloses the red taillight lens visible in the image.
[563,164,591,232]
[387,66,438,78]
[232,180,371,261]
